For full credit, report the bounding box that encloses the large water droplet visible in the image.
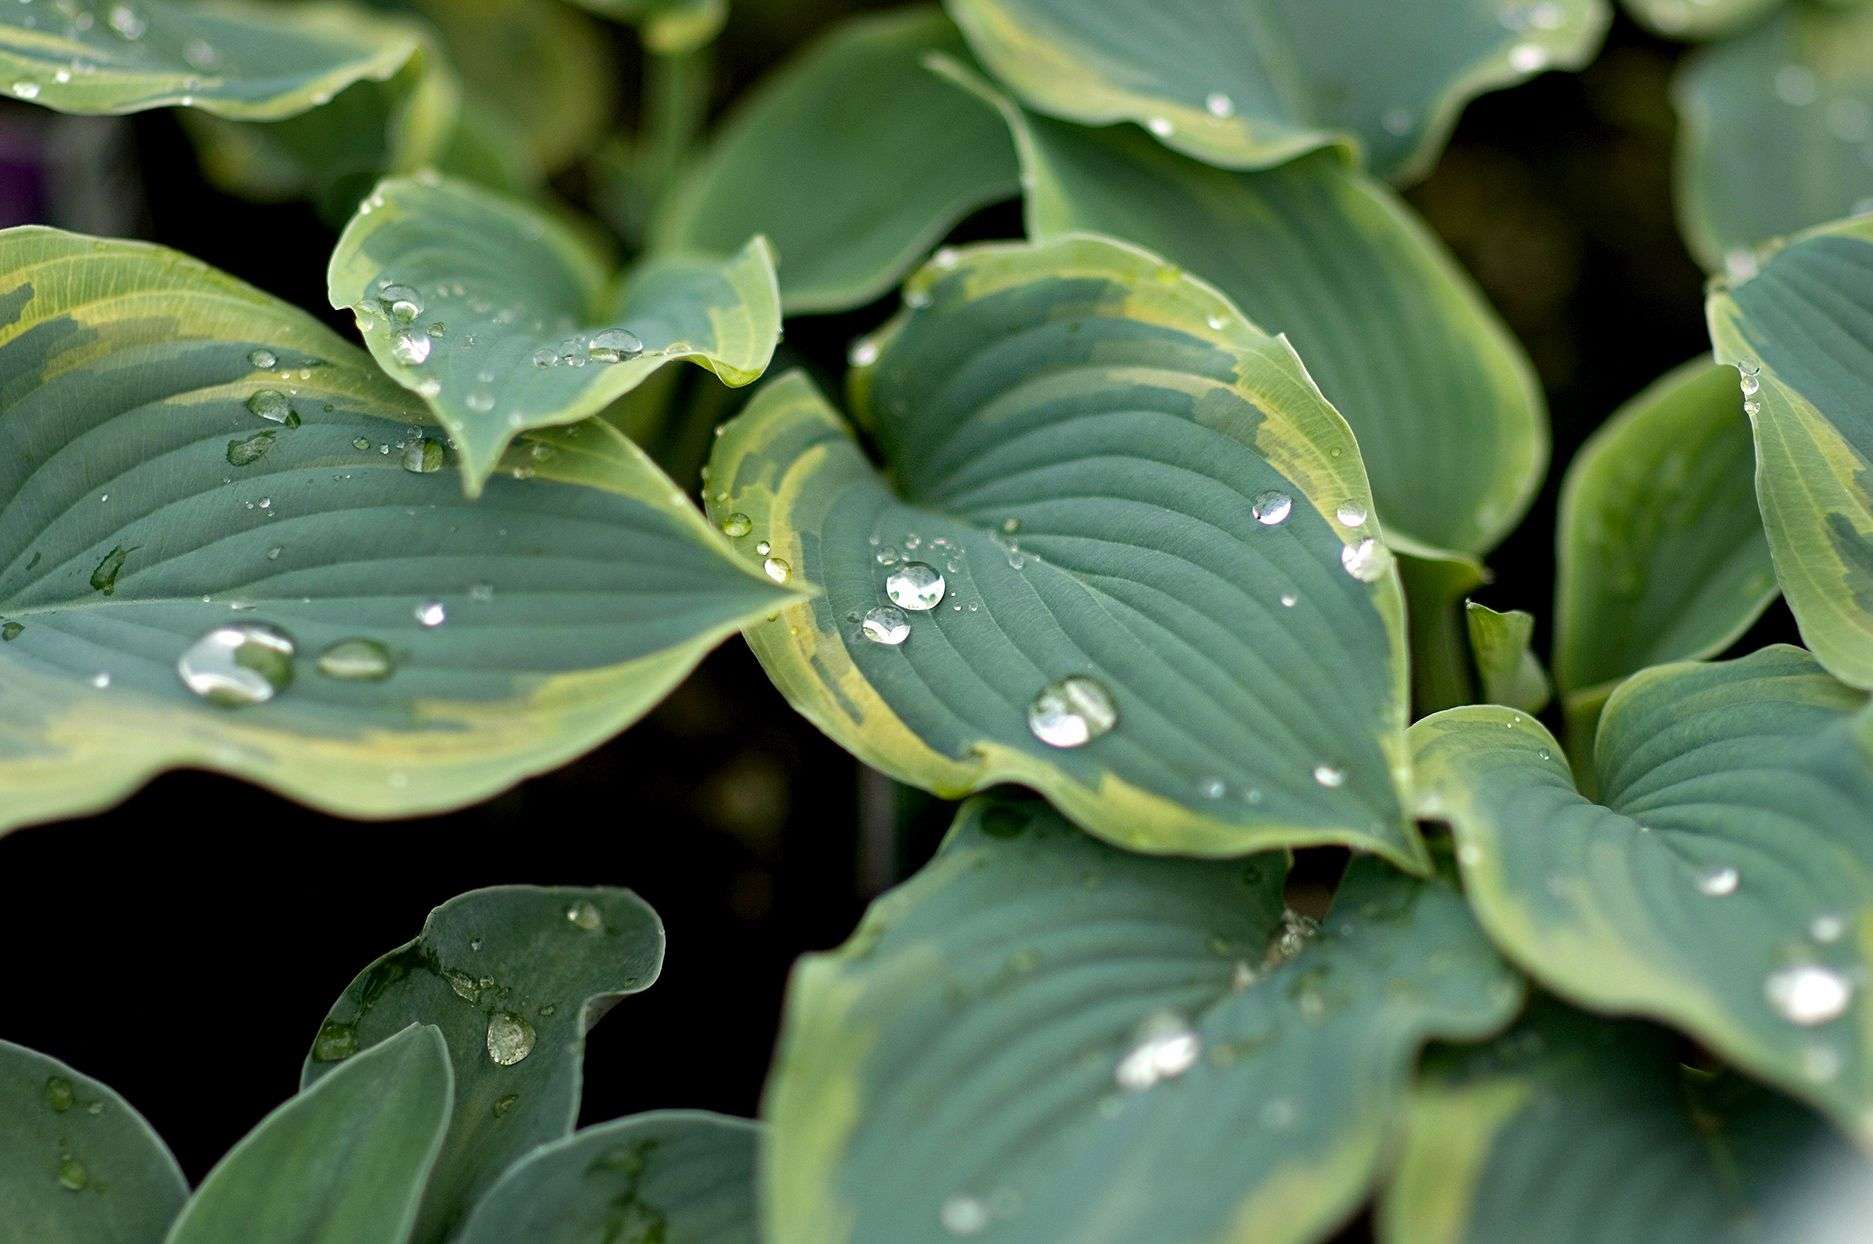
[401,437,444,474]
[1341,538,1393,582]
[486,1011,536,1066]
[316,638,394,682]
[1767,965,1852,1025]
[587,328,643,363]
[1335,500,1368,527]
[763,556,791,584]
[176,623,295,707]
[1251,490,1292,525]
[885,561,945,610]
[247,389,298,427]
[566,899,604,931]
[227,430,277,466]
[719,512,752,538]
[1114,1011,1200,1091]
[1028,676,1118,748]
[861,605,911,646]
[392,330,432,366]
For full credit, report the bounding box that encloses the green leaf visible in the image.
[951,78,1544,558]
[566,0,726,52]
[1398,545,1491,716]
[170,1025,452,1244]
[329,173,780,494]
[943,0,1609,182]
[1675,5,1873,274]
[763,795,1523,1244]
[653,8,1019,315]
[0,226,793,836]
[1554,360,1775,736]
[1465,601,1551,715]
[0,1040,187,1243]
[1410,645,1873,1147]
[1622,0,1781,41]
[0,0,418,120]
[458,1111,757,1243]
[1706,215,1873,689]
[301,885,666,1243]
[707,235,1423,867]
[1381,999,1865,1243]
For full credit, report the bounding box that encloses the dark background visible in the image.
[0,3,1800,1183]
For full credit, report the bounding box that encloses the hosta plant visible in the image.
[5,0,1873,1239]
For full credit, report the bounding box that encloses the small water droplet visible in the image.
[1314,764,1345,788]
[57,1155,86,1192]
[401,437,444,473]
[566,900,603,931]
[226,430,277,466]
[1279,592,1298,608]
[1335,500,1368,526]
[1382,107,1414,135]
[719,512,752,538]
[44,1077,73,1113]
[1205,91,1234,118]
[379,283,422,322]
[1508,43,1547,73]
[12,80,41,100]
[176,623,295,707]
[763,556,791,583]
[531,346,557,368]
[316,638,394,682]
[940,1195,990,1236]
[392,330,432,366]
[312,1020,358,1062]
[247,348,277,369]
[1,621,21,641]
[849,339,880,367]
[1697,865,1739,896]
[1767,964,1852,1025]
[1251,490,1292,525]
[1028,675,1118,748]
[861,605,911,646]
[415,600,447,628]
[1341,538,1393,582]
[1115,1011,1200,1090]
[886,562,946,611]
[1812,914,1847,944]
[486,1011,536,1066]
[1146,116,1175,137]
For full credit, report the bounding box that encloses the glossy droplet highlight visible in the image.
[486,1012,536,1066]
[1115,1011,1200,1091]
[1697,865,1739,897]
[1313,764,1345,788]
[379,283,422,322]
[1251,490,1292,526]
[763,556,791,584]
[247,389,298,427]
[719,512,752,538]
[402,437,444,474]
[1028,676,1118,748]
[1335,500,1368,526]
[885,561,945,611]
[587,328,643,362]
[176,623,295,707]
[1767,965,1853,1026]
[861,605,911,646]
[45,1077,74,1113]
[566,899,604,931]
[316,638,394,682]
[1341,538,1393,582]
[226,430,277,466]
[247,348,278,369]
[392,330,432,366]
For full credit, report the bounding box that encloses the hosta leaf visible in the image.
[706,235,1422,867]
[566,0,725,53]
[170,1025,452,1244]
[329,173,780,494]
[0,1040,186,1243]
[1400,546,1491,716]
[1465,601,1551,716]
[1553,360,1774,733]
[1381,999,1866,1243]
[946,70,1547,556]
[943,0,1609,182]
[0,226,793,835]
[302,886,665,1243]
[1706,215,1873,689]
[1623,0,1780,41]
[1410,646,1873,1146]
[652,8,1019,314]
[1676,5,1873,274]
[0,0,418,120]
[764,795,1523,1244]
[458,1111,757,1243]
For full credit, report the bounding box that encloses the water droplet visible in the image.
[1279,592,1298,608]
[1028,675,1118,748]
[486,1011,536,1066]
[1812,914,1847,944]
[1508,43,1547,73]
[1313,764,1345,788]
[861,605,911,646]
[1697,865,1739,896]
[849,339,880,367]
[45,1077,73,1113]
[226,430,277,466]
[312,1020,358,1062]
[1,621,20,641]
[108,4,146,40]
[719,512,752,538]
[1198,777,1227,799]
[763,556,791,584]
[247,389,298,426]
[379,283,422,322]
[587,328,643,362]
[1251,490,1292,525]
[465,390,495,413]
[1115,1011,1200,1090]
[415,600,447,628]
[531,346,556,368]
[247,348,277,369]
[401,437,444,473]
[886,562,946,610]
[316,638,394,682]
[1739,372,1761,398]
[755,540,771,556]
[57,1156,86,1192]
[1382,107,1414,135]
[940,1195,990,1236]
[1146,116,1174,137]
[1341,538,1393,582]
[1205,91,1234,118]
[1335,500,1368,526]
[1767,964,1853,1025]
[89,672,111,690]
[392,330,432,366]
[566,900,603,931]
[176,623,295,707]
[12,80,41,100]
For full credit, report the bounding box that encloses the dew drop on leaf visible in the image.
[861,605,911,646]
[247,389,298,426]
[565,899,604,931]
[486,1011,536,1066]
[885,562,945,611]
[415,600,447,628]
[587,328,643,362]
[401,437,444,474]
[1114,1011,1200,1091]
[1028,676,1118,748]
[1251,490,1292,525]
[1767,965,1853,1026]
[719,512,752,538]
[316,638,395,682]
[176,623,296,707]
